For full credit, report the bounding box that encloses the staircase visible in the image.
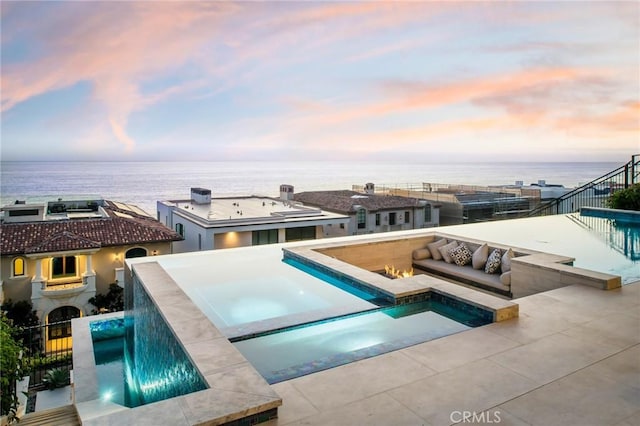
[17,405,80,426]
[526,154,640,217]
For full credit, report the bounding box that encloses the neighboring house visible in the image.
[157,186,350,253]
[0,199,182,331]
[293,183,440,236]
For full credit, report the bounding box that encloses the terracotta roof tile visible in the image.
[293,190,421,214]
[1,201,182,256]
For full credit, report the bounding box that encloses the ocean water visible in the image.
[0,161,622,215]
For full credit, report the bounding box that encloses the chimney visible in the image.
[191,187,212,205]
[280,184,294,201]
[364,182,375,195]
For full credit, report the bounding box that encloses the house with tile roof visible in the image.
[0,198,182,330]
[292,183,440,236]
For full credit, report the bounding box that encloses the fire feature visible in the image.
[384,265,414,279]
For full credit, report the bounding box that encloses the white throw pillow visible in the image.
[438,241,459,263]
[472,243,489,270]
[427,239,447,260]
[501,248,515,272]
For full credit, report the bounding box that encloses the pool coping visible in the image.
[283,241,520,323]
[72,262,282,426]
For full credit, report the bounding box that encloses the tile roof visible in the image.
[293,190,422,214]
[1,201,182,256]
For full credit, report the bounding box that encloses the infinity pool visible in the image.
[158,248,378,338]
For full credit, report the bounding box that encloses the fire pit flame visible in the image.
[384,265,414,279]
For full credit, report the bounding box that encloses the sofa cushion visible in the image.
[472,243,489,270]
[450,244,472,266]
[500,271,511,285]
[427,239,448,260]
[485,248,502,274]
[439,241,459,263]
[412,248,432,260]
[501,248,515,272]
[412,258,510,293]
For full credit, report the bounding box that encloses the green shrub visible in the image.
[42,368,70,390]
[1,314,27,421]
[89,283,124,314]
[606,183,640,211]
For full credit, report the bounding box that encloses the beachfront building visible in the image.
[0,198,182,327]
[157,186,350,253]
[292,183,440,235]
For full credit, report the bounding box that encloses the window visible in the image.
[404,211,410,223]
[357,209,367,229]
[51,256,77,279]
[12,257,25,277]
[375,213,380,226]
[389,212,397,225]
[285,226,316,242]
[126,247,147,258]
[424,205,432,222]
[340,223,345,229]
[252,229,278,245]
[175,223,184,237]
[48,306,80,339]
[198,234,202,250]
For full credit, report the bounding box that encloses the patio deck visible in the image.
[267,280,640,426]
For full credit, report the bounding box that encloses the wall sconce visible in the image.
[152,250,159,256]
[114,253,120,262]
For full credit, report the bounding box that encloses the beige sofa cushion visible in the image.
[427,239,447,260]
[472,243,489,270]
[500,271,511,285]
[439,241,459,263]
[412,248,432,260]
[502,248,515,272]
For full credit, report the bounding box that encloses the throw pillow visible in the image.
[472,243,489,270]
[449,244,472,266]
[485,248,502,274]
[427,239,447,260]
[501,248,515,272]
[438,241,459,263]
[500,271,511,286]
[412,248,431,260]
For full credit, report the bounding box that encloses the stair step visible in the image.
[19,405,80,426]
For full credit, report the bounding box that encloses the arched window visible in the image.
[125,247,147,258]
[12,257,25,277]
[357,208,367,229]
[47,306,80,339]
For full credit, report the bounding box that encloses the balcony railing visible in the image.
[526,154,639,217]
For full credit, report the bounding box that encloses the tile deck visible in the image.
[267,280,640,426]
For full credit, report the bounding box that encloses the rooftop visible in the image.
[159,195,349,227]
[0,200,182,255]
[293,190,426,214]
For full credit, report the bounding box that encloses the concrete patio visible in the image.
[267,280,640,426]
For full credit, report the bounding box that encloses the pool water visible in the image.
[233,299,489,384]
[93,337,141,407]
[158,247,378,338]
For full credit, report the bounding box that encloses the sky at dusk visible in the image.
[1,1,638,162]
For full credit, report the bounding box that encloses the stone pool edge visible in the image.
[72,261,282,426]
